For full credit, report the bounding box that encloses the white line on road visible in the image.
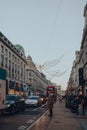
[33,105,46,111]
[33,106,41,111]
[17,125,27,130]
[27,119,34,124]
[26,110,48,130]
[26,115,43,130]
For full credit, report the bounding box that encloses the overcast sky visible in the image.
[0,0,86,90]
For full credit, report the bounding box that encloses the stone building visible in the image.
[67,4,87,96]
[0,32,56,97]
[0,32,26,95]
[25,55,50,96]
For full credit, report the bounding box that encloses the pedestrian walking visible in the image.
[47,92,53,117]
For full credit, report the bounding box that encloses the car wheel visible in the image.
[22,106,25,111]
[10,106,15,114]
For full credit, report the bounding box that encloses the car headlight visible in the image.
[6,104,11,107]
[41,98,44,101]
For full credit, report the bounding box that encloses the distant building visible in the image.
[25,55,50,96]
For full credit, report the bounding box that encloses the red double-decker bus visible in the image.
[46,86,57,102]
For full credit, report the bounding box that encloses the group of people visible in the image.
[47,93,87,116]
[75,95,87,115]
[65,94,87,115]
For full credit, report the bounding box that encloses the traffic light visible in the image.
[78,68,85,86]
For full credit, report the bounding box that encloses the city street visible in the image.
[0,1,87,130]
[28,100,87,130]
[1,101,87,130]
[0,105,47,130]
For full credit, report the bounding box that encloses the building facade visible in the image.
[25,55,50,96]
[0,32,27,95]
[67,4,87,97]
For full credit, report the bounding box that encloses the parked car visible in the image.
[25,96,42,107]
[5,95,25,114]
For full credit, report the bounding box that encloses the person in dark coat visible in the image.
[47,92,53,117]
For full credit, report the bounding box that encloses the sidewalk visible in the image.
[27,100,87,130]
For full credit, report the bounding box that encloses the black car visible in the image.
[5,95,25,114]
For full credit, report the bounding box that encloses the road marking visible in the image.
[27,119,34,124]
[26,109,48,130]
[33,106,41,111]
[17,125,27,130]
[26,116,43,130]
[33,105,45,111]
[18,106,47,130]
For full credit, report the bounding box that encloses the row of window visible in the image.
[1,54,25,69]
[1,44,23,63]
[0,44,26,82]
